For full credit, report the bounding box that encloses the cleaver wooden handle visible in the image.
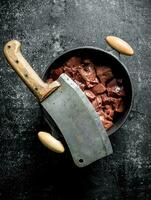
[4,40,60,102]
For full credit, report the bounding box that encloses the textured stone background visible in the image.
[0,0,151,199]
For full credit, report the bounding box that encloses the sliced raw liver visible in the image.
[92,83,106,94]
[96,66,113,84]
[78,64,96,82]
[92,98,101,112]
[52,67,64,80]
[84,90,96,101]
[104,105,114,119]
[100,115,113,130]
[107,78,118,87]
[66,57,81,68]
[48,56,126,130]
[114,99,125,112]
[74,80,86,91]
[107,86,125,97]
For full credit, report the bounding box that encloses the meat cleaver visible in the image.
[4,40,113,167]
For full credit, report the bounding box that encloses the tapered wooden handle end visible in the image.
[38,131,65,153]
[4,40,21,55]
[106,36,134,56]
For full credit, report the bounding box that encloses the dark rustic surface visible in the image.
[0,0,151,199]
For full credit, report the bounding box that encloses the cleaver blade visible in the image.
[42,73,113,167]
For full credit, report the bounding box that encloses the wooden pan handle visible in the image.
[4,40,60,102]
[106,36,134,56]
[38,131,65,153]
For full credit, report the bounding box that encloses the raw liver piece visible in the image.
[78,64,96,82]
[92,98,101,112]
[92,83,106,94]
[84,90,96,101]
[110,98,123,112]
[96,95,102,105]
[107,78,118,87]
[104,105,114,119]
[73,71,85,83]
[64,66,75,77]
[101,94,111,104]
[107,78,125,97]
[91,95,102,112]
[107,86,125,97]
[86,78,99,88]
[74,80,86,91]
[100,115,113,129]
[114,99,125,112]
[66,57,81,68]
[52,67,64,80]
[96,66,113,84]
[99,110,112,121]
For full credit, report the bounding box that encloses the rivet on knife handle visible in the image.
[4,40,60,102]
[38,131,65,153]
[106,36,134,56]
